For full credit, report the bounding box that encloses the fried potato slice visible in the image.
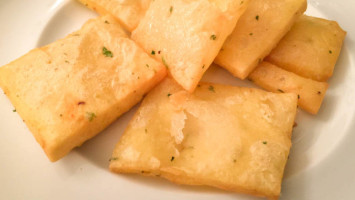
[265,15,346,81]
[77,0,151,31]
[131,0,249,92]
[0,15,166,162]
[249,62,328,114]
[214,0,307,80]
[110,78,297,199]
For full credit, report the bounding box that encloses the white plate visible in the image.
[0,0,354,199]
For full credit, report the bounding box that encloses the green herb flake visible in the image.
[65,60,69,64]
[208,85,215,92]
[263,141,267,145]
[59,114,63,117]
[109,157,118,161]
[298,94,300,99]
[171,156,175,161]
[13,109,16,112]
[169,6,173,13]
[240,1,244,5]
[329,50,332,54]
[102,47,113,57]
[210,34,217,40]
[162,57,169,68]
[104,20,109,24]
[202,65,205,69]
[167,93,172,97]
[146,64,150,68]
[151,50,156,55]
[277,89,284,93]
[86,112,96,122]
[256,15,259,20]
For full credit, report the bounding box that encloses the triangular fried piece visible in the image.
[77,0,151,31]
[131,0,249,92]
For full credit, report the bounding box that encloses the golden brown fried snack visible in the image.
[77,0,151,31]
[131,0,249,92]
[249,62,328,114]
[110,78,298,200]
[215,0,307,79]
[266,15,346,81]
[0,15,166,162]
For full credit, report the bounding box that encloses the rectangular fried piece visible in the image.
[265,15,346,82]
[110,78,298,199]
[131,0,249,92]
[214,0,307,79]
[0,15,166,162]
[77,0,151,31]
[249,62,328,114]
